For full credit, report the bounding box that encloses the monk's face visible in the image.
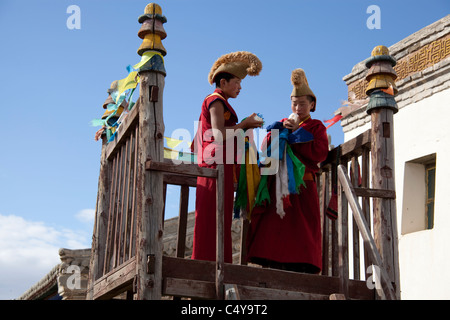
[291,95,314,120]
[220,77,242,99]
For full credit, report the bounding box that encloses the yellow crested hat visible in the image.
[291,68,317,112]
[208,51,262,85]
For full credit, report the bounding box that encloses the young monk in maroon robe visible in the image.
[246,69,329,273]
[191,51,263,263]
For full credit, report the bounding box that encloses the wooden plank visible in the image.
[321,130,371,167]
[361,147,372,277]
[105,100,140,160]
[163,278,215,299]
[163,172,197,187]
[337,162,349,298]
[129,125,139,259]
[122,131,134,262]
[353,187,396,199]
[331,164,339,276]
[93,258,136,300]
[113,142,125,269]
[329,293,346,300]
[164,277,336,300]
[163,256,216,282]
[176,185,189,258]
[161,256,374,300]
[351,156,360,280]
[121,136,131,263]
[104,151,119,274]
[146,159,218,178]
[230,285,330,300]
[321,171,330,275]
[224,284,241,300]
[216,164,225,300]
[337,165,396,300]
[340,129,371,157]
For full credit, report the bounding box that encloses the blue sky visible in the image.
[0,0,448,299]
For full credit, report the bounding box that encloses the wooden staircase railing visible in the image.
[337,164,397,300]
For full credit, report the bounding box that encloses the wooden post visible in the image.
[365,45,400,299]
[87,136,109,299]
[135,3,167,300]
[176,185,189,258]
[337,161,349,299]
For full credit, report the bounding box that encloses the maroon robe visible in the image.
[191,89,238,263]
[246,118,329,271]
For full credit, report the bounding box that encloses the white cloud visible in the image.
[75,208,95,224]
[0,214,91,300]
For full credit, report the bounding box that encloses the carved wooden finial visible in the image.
[137,3,167,57]
[365,45,398,114]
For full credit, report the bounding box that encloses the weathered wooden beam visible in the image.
[161,256,374,300]
[353,187,396,199]
[135,72,165,300]
[163,278,215,299]
[93,258,136,300]
[229,285,331,300]
[87,137,110,299]
[337,164,349,298]
[321,129,371,167]
[163,172,197,187]
[105,100,140,160]
[146,159,218,178]
[365,45,400,300]
[215,164,225,300]
[370,108,400,299]
[176,185,189,258]
[163,277,357,300]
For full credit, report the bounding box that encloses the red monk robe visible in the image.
[246,117,329,272]
[191,89,238,263]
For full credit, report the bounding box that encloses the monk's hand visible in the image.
[243,113,264,129]
[283,118,297,130]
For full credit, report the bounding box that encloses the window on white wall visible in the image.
[401,153,436,235]
[425,163,435,230]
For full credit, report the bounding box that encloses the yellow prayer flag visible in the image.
[164,136,183,149]
[164,147,179,160]
[116,71,139,100]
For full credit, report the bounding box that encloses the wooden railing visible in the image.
[89,114,398,300]
[87,96,227,299]
[317,129,398,299]
[87,99,141,300]
[318,130,372,280]
[337,164,396,300]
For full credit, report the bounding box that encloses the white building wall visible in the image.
[395,88,450,299]
[339,15,450,299]
[343,87,450,299]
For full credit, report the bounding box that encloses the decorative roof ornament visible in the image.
[135,3,167,75]
[365,45,398,114]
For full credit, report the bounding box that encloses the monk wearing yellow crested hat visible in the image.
[246,68,329,273]
[191,51,263,263]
